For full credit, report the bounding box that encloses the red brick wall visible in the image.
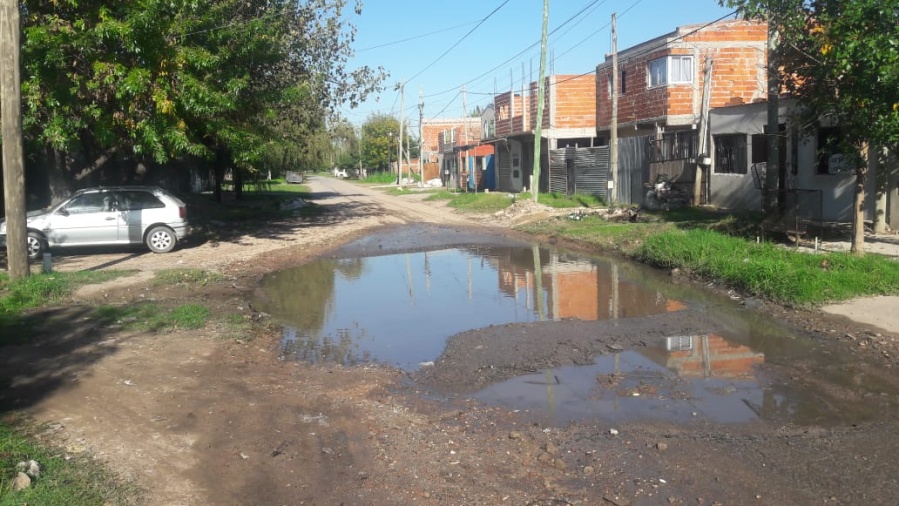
[552,74,597,129]
[495,91,525,136]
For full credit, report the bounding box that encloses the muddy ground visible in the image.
[2,175,899,505]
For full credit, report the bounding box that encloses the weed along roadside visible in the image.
[3,176,899,505]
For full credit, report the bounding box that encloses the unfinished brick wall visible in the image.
[494,91,525,137]
[596,19,767,131]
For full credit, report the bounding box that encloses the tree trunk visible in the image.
[874,147,890,234]
[234,169,244,201]
[851,164,867,255]
[1,0,28,279]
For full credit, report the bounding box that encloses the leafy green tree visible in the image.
[722,0,899,254]
[361,113,400,171]
[17,0,385,201]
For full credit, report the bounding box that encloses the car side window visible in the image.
[65,193,113,214]
[117,191,165,211]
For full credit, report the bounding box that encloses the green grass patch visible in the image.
[0,271,131,317]
[518,210,899,306]
[94,302,210,332]
[423,189,459,201]
[447,192,515,213]
[635,228,899,306]
[358,171,399,184]
[0,419,143,505]
[152,269,223,287]
[531,192,606,208]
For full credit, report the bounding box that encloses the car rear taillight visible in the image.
[179,206,186,219]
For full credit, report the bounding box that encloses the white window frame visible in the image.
[648,55,694,87]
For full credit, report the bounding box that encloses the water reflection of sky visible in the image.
[474,349,773,425]
[273,249,546,369]
[266,246,678,370]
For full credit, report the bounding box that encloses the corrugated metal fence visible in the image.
[548,136,650,204]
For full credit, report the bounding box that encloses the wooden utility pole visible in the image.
[531,0,549,202]
[1,0,28,279]
[609,13,618,206]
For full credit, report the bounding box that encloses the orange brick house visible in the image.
[484,74,597,193]
[424,117,496,190]
[595,19,768,201]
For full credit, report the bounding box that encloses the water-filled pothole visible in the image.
[256,226,899,426]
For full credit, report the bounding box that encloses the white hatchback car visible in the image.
[0,186,188,261]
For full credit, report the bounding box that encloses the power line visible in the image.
[407,0,511,83]
[357,20,481,52]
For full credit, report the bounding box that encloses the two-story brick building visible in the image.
[485,74,597,193]
[595,19,768,202]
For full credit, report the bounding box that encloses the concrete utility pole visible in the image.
[418,88,424,187]
[462,84,469,191]
[764,17,780,212]
[532,0,549,203]
[694,57,713,206]
[398,80,405,185]
[1,0,28,279]
[609,13,618,206]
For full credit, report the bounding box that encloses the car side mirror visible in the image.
[57,208,69,217]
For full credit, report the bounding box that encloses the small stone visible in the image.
[543,442,559,456]
[609,428,619,436]
[668,497,677,504]
[509,431,522,440]
[656,442,669,452]
[584,466,595,475]
[12,472,31,491]
[15,460,40,478]
[603,495,632,506]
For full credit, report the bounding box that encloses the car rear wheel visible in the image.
[26,232,47,262]
[146,226,176,253]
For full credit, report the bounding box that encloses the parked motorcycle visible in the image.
[643,174,690,210]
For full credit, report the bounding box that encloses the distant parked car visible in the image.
[0,186,188,261]
[285,171,304,184]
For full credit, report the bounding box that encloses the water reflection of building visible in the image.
[641,333,765,378]
[493,247,683,321]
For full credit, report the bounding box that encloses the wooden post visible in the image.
[1,0,29,279]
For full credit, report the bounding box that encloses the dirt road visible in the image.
[3,176,899,505]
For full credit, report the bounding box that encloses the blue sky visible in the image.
[338,0,737,128]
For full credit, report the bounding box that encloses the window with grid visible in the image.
[650,131,698,162]
[713,134,747,174]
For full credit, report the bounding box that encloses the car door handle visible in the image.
[105,216,116,221]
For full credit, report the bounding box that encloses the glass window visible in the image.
[669,56,693,83]
[648,58,667,87]
[713,134,748,174]
[117,191,165,211]
[65,193,113,214]
[648,56,693,86]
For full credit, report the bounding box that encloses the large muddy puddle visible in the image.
[256,225,899,426]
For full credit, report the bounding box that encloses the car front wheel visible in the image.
[146,226,176,253]
[26,232,47,262]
